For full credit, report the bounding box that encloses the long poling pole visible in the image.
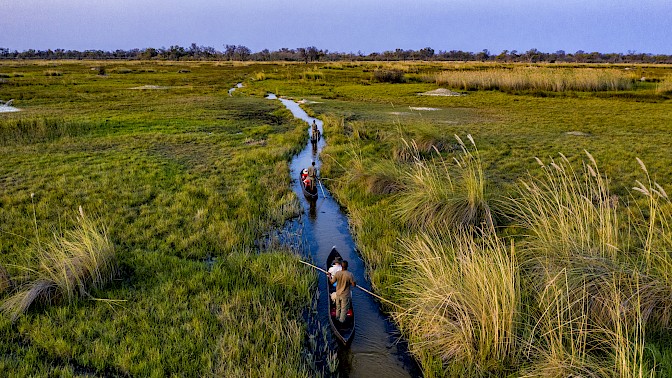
[317,179,327,198]
[298,260,403,310]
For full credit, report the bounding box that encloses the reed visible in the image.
[1,207,115,321]
[394,229,520,375]
[394,135,493,231]
[436,67,633,92]
[506,151,620,262]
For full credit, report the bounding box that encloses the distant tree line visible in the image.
[1,45,670,64]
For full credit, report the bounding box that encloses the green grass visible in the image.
[0,61,315,376]
[246,61,672,376]
[3,60,672,376]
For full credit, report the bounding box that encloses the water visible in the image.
[0,105,20,113]
[228,83,243,96]
[272,95,420,377]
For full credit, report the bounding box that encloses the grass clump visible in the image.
[507,151,620,262]
[301,70,324,81]
[394,135,493,231]
[373,69,405,83]
[1,206,116,321]
[43,70,63,77]
[394,230,520,376]
[0,118,95,145]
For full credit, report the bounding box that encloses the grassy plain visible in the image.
[245,61,672,376]
[0,61,315,376]
[2,59,672,377]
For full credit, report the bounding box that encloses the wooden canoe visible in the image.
[326,247,355,345]
[300,171,318,200]
[310,130,321,144]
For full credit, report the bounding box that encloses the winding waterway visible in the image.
[271,94,419,377]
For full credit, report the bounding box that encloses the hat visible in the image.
[332,256,342,265]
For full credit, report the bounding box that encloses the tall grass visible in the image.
[655,76,672,94]
[511,152,672,376]
[0,118,95,145]
[436,67,633,92]
[394,230,519,375]
[394,135,493,231]
[507,151,619,262]
[300,70,324,81]
[1,207,115,321]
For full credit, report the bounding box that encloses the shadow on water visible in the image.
[269,94,421,377]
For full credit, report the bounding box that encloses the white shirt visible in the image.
[328,264,342,276]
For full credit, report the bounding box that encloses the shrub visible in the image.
[373,69,405,83]
[44,70,63,76]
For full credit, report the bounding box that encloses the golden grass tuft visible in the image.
[507,151,619,262]
[394,135,493,231]
[1,207,116,321]
[394,230,520,375]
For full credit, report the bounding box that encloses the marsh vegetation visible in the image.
[1,59,672,376]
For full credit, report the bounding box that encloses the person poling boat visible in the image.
[328,260,355,323]
[311,119,320,142]
[300,164,318,200]
[325,247,355,344]
[301,165,318,199]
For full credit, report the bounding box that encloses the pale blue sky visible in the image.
[1,0,670,54]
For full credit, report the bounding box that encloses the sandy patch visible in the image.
[130,85,170,90]
[419,88,465,97]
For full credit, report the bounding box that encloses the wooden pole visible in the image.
[317,179,327,198]
[298,259,403,309]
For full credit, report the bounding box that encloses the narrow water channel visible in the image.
[271,95,420,377]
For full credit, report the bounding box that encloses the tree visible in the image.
[297,47,308,63]
[476,49,490,61]
[140,48,158,60]
[307,46,320,62]
[235,45,250,61]
[419,47,435,60]
[495,50,509,62]
[224,44,236,61]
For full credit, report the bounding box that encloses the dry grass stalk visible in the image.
[394,230,519,374]
[1,207,116,321]
[394,135,493,232]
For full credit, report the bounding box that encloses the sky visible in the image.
[1,0,670,55]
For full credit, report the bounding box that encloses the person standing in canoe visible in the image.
[328,256,343,290]
[307,161,318,190]
[329,260,356,323]
[311,119,319,137]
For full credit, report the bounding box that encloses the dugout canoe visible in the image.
[326,247,355,345]
[300,171,318,200]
